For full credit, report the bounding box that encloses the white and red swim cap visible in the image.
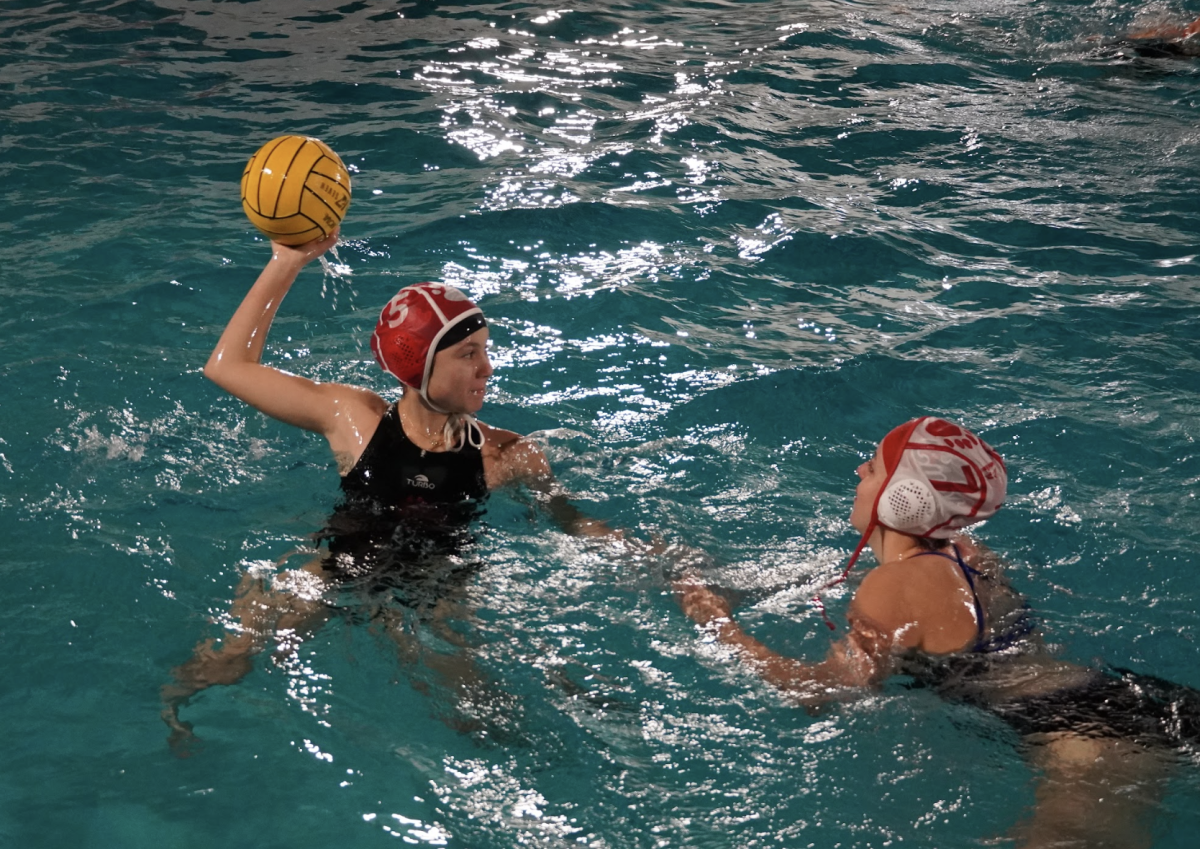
[370,283,487,409]
[871,416,1006,540]
[816,417,1007,627]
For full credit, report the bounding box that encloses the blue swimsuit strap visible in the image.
[919,544,987,651]
[920,544,1036,653]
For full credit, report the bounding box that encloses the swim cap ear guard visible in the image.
[370,283,486,413]
[814,416,1007,628]
[877,478,938,531]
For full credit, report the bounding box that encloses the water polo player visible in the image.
[203,230,552,492]
[162,232,605,750]
[676,416,1200,847]
[1093,13,1200,58]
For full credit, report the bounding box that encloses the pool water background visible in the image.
[2,0,1199,845]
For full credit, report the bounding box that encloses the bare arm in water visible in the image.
[673,574,896,707]
[674,552,1172,849]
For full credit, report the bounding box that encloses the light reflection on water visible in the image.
[2,0,1200,846]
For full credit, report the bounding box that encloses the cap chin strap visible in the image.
[415,327,486,451]
[405,387,486,452]
[812,524,873,630]
[444,413,485,451]
[812,511,939,630]
[813,462,897,629]
[418,386,451,415]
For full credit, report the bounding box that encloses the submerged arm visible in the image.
[485,429,621,539]
[674,577,894,706]
[542,489,621,539]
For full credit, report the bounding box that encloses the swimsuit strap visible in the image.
[919,544,1038,653]
[920,544,987,651]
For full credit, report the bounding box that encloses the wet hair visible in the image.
[915,535,950,552]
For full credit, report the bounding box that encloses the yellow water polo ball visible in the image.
[241,135,351,245]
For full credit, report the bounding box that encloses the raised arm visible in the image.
[206,232,352,431]
[205,233,386,459]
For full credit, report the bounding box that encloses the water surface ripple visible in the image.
[1,0,1198,847]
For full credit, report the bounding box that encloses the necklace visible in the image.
[399,408,447,455]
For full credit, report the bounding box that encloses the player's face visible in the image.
[426,328,493,414]
[850,445,888,533]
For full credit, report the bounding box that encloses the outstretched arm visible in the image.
[484,429,621,539]
[674,576,894,706]
[541,483,622,540]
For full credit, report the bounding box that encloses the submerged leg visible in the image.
[160,556,333,754]
[1012,732,1172,849]
[372,597,515,737]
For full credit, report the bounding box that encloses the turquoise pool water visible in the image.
[2,0,1199,845]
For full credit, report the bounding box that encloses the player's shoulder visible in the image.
[478,420,525,449]
[479,422,551,487]
[316,381,389,413]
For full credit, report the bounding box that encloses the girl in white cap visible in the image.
[677,416,1193,848]
[676,415,1014,698]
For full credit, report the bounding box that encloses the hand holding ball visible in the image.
[241,135,351,245]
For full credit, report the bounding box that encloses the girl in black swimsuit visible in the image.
[162,232,607,751]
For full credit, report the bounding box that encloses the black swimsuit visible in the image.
[987,667,1200,750]
[900,548,1200,752]
[320,404,488,606]
[339,403,487,506]
[1106,36,1200,59]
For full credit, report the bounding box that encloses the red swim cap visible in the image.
[370,283,485,406]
